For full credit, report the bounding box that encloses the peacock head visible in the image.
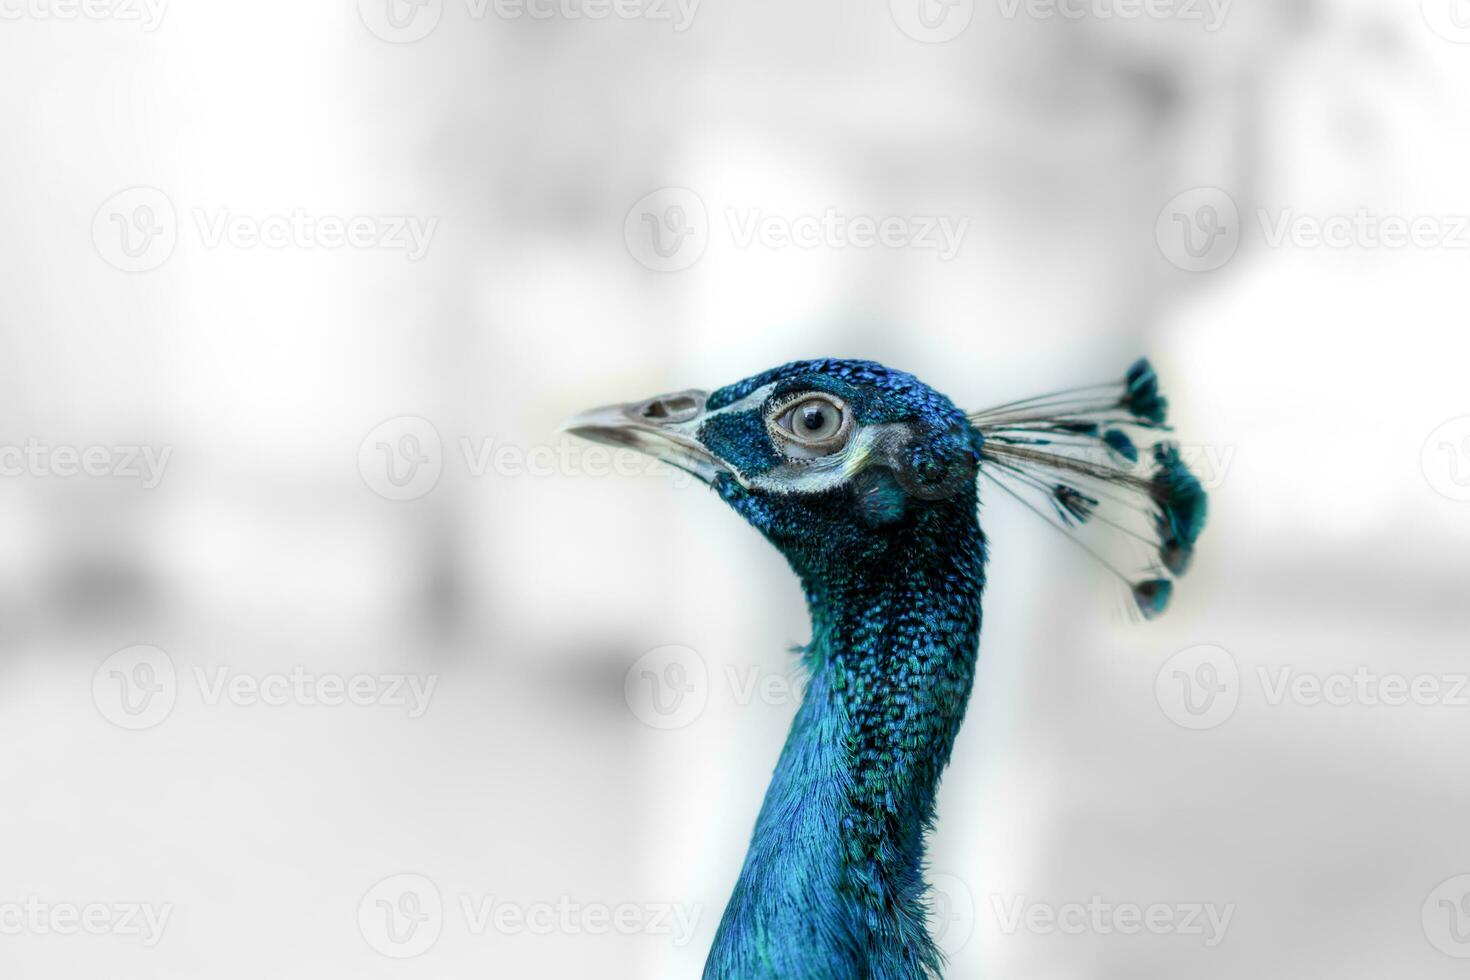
[565,357,1207,617]
[564,359,982,587]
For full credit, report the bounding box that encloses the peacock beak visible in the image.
[562,389,737,487]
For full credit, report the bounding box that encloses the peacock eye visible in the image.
[770,393,852,457]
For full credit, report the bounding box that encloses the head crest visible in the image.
[968,358,1208,619]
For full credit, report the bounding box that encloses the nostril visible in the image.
[641,394,700,423]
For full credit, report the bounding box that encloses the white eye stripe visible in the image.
[748,424,910,496]
[700,384,911,495]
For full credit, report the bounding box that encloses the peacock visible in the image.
[565,358,1207,980]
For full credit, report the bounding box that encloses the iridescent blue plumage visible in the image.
[1103,428,1139,464]
[1150,443,1208,576]
[1123,357,1168,426]
[698,361,984,979]
[564,356,1209,979]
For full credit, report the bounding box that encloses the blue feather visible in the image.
[570,356,1209,978]
[1123,358,1168,426]
[1131,578,1173,619]
[1150,443,1208,576]
[1102,428,1139,464]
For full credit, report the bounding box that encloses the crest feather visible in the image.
[968,359,1207,620]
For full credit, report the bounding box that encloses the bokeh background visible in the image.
[3,0,1470,976]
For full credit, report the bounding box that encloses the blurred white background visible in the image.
[3,0,1470,976]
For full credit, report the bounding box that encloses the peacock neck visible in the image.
[705,513,986,980]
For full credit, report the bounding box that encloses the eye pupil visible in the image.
[771,394,850,456]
